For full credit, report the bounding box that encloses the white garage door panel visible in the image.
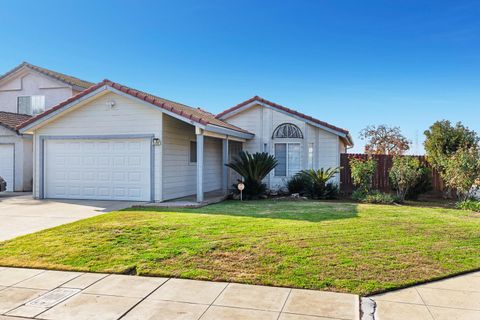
[45,139,151,201]
[0,144,14,192]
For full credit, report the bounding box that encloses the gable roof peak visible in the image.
[0,61,95,90]
[216,95,353,146]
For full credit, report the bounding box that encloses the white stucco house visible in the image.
[16,78,352,202]
[0,62,94,191]
[216,96,353,190]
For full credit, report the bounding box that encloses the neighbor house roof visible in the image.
[217,95,353,146]
[0,62,94,90]
[17,80,253,137]
[0,111,31,132]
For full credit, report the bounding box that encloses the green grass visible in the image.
[0,200,479,295]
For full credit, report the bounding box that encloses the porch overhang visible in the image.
[204,124,254,141]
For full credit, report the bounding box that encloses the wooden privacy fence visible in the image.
[339,154,444,195]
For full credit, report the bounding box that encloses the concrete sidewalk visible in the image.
[370,271,480,320]
[0,267,360,320]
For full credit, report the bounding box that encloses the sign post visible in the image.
[237,182,245,201]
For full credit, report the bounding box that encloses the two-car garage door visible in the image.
[44,138,151,201]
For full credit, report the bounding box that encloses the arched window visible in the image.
[272,123,304,139]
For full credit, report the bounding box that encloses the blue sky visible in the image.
[1,0,479,153]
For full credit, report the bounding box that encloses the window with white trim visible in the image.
[274,143,301,177]
[18,95,45,115]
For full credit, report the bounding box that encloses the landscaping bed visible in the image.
[0,200,479,295]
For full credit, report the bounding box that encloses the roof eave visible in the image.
[71,84,90,91]
[343,134,354,147]
[0,64,28,86]
[0,122,18,134]
[219,99,350,139]
[0,62,93,90]
[205,124,255,139]
[19,82,255,139]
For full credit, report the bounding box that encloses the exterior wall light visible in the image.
[152,138,161,146]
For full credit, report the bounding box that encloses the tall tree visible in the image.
[359,125,410,155]
[424,120,479,173]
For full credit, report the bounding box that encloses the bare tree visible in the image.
[359,125,410,155]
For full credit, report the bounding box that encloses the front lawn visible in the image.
[0,200,479,295]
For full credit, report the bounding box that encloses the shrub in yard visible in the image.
[226,151,278,200]
[406,166,432,200]
[424,120,479,173]
[351,189,367,202]
[351,190,399,204]
[323,182,339,200]
[389,156,425,202]
[295,168,340,199]
[287,175,310,195]
[456,199,480,212]
[349,157,377,194]
[364,192,399,204]
[424,120,479,197]
[443,147,480,201]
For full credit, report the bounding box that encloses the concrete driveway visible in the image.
[0,193,141,241]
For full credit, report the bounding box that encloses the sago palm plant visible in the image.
[296,167,341,199]
[226,151,278,199]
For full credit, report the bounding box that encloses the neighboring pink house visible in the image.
[0,62,94,191]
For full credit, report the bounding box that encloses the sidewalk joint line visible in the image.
[116,277,172,320]
[276,288,292,320]
[414,287,435,320]
[3,269,47,290]
[198,282,231,319]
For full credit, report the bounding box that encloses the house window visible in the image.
[190,141,197,163]
[272,123,304,139]
[18,95,45,115]
[274,144,287,176]
[308,143,314,169]
[274,143,301,177]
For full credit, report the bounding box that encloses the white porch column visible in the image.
[222,138,229,193]
[196,128,204,203]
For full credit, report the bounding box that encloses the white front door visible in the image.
[44,138,151,201]
[0,144,14,192]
